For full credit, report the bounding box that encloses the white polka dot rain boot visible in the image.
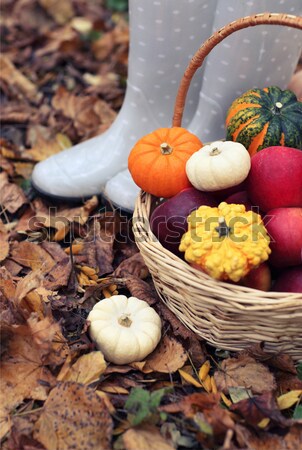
[188,0,302,142]
[31,0,217,201]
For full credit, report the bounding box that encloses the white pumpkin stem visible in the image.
[160,142,173,155]
[209,147,222,156]
[118,314,132,327]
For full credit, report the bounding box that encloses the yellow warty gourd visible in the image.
[179,202,271,282]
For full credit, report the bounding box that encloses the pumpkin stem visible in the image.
[118,314,132,327]
[209,147,221,156]
[160,142,173,155]
[274,102,283,114]
[215,216,231,238]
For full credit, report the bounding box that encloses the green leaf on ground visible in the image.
[293,404,302,420]
[106,0,128,12]
[125,387,170,426]
[297,363,302,381]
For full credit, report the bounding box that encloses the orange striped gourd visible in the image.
[225,86,302,156]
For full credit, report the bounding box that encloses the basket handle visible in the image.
[172,13,302,127]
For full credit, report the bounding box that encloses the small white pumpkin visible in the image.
[186,140,251,191]
[87,295,162,365]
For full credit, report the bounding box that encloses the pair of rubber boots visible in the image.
[32,0,302,212]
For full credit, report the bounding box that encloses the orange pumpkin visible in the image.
[128,127,203,198]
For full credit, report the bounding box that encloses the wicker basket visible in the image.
[133,13,302,361]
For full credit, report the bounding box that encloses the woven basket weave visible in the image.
[133,13,302,361]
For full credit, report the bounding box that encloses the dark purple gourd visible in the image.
[150,187,217,256]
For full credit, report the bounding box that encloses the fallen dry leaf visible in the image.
[13,162,35,179]
[11,241,56,274]
[27,314,63,354]
[34,382,113,450]
[277,390,302,410]
[214,355,276,394]
[43,257,72,290]
[275,371,302,392]
[39,0,74,24]
[202,403,235,438]
[236,424,302,450]
[31,195,98,235]
[0,171,28,213]
[0,326,56,439]
[0,154,14,176]
[92,18,129,61]
[123,425,174,450]
[0,54,41,102]
[143,335,187,373]
[230,391,288,428]
[156,301,206,365]
[14,270,43,303]
[23,125,72,161]
[0,220,10,262]
[160,392,220,417]
[0,102,38,124]
[114,253,149,279]
[35,25,80,57]
[82,217,115,276]
[52,86,116,136]
[57,351,107,384]
[121,273,158,306]
[242,343,297,375]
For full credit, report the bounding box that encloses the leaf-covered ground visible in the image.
[1,1,302,449]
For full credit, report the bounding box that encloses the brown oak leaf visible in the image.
[241,343,297,375]
[81,216,116,276]
[160,392,220,417]
[11,241,56,274]
[214,355,276,394]
[0,54,41,102]
[230,391,289,428]
[0,172,28,214]
[142,335,187,373]
[236,424,302,450]
[114,253,149,279]
[0,219,9,262]
[34,382,113,450]
[123,425,174,450]
[57,351,107,385]
[0,325,57,440]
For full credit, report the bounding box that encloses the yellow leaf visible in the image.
[199,360,211,382]
[203,375,212,393]
[58,351,107,385]
[210,376,218,394]
[95,391,116,414]
[258,418,270,428]
[220,392,232,408]
[101,385,129,395]
[178,369,203,388]
[277,390,302,410]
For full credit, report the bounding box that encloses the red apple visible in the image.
[273,266,302,293]
[210,180,247,202]
[247,146,302,212]
[225,190,254,212]
[264,207,302,268]
[150,187,217,256]
[239,263,271,291]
